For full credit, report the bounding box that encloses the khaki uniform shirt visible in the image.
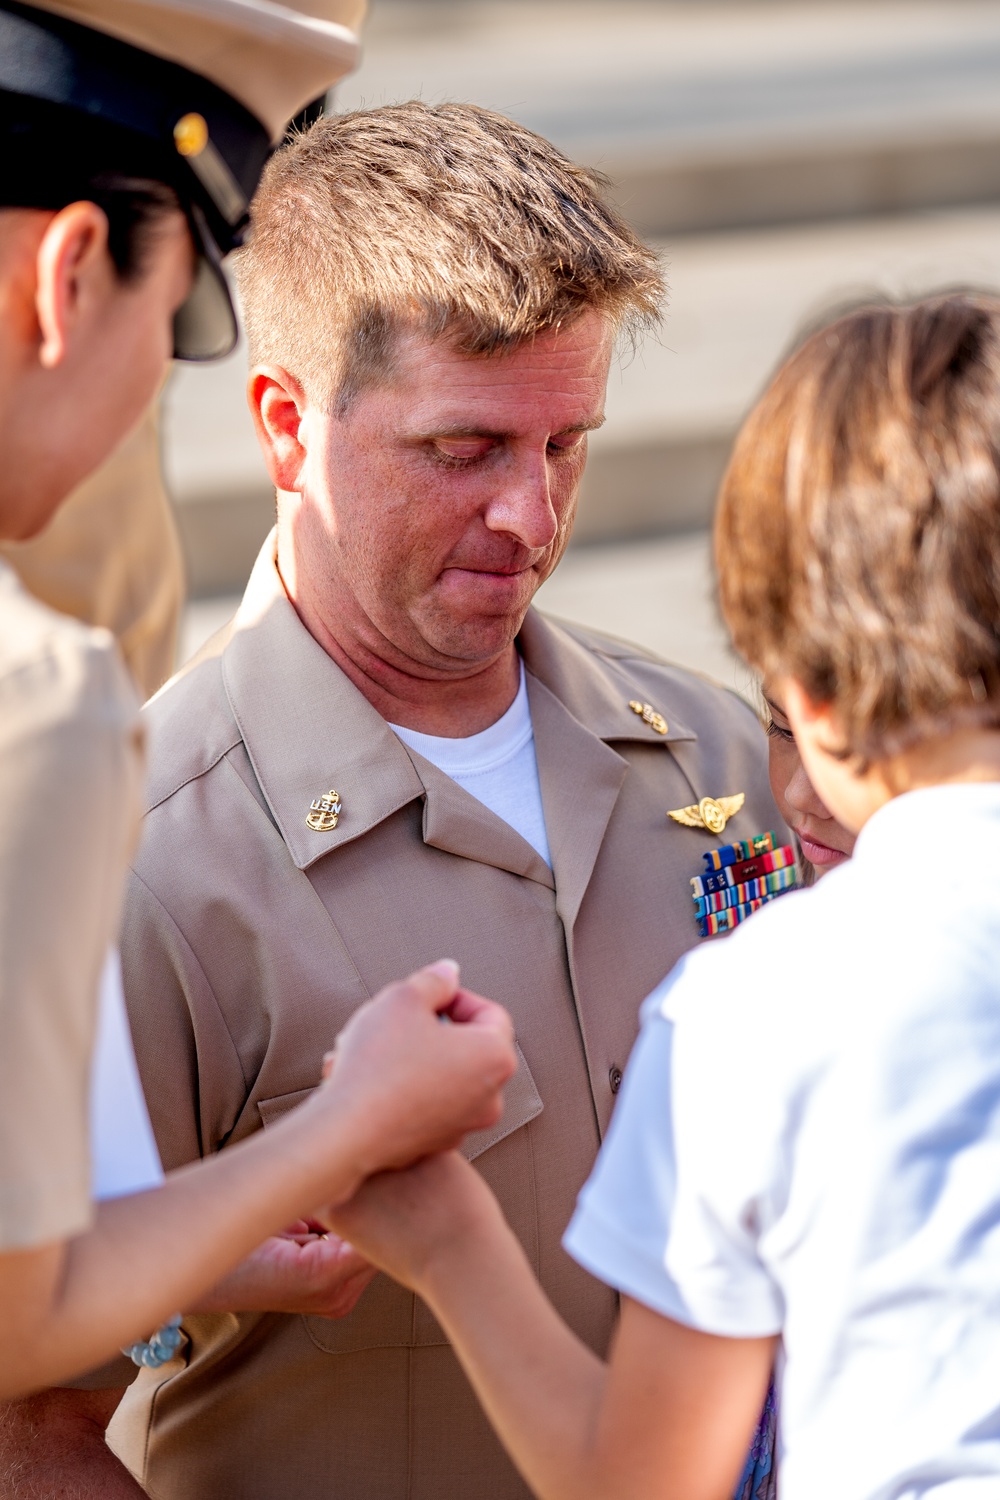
[0,406,185,700]
[0,562,142,1250]
[109,540,785,1500]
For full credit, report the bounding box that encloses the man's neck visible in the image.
[277,561,522,739]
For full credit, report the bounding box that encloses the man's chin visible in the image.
[415,576,539,661]
[416,608,530,666]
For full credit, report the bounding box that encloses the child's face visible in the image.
[764,687,856,873]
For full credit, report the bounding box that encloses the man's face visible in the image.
[288,309,612,674]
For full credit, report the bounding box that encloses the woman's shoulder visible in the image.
[0,560,138,747]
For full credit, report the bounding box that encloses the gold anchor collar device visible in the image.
[306,790,342,832]
[668,793,745,836]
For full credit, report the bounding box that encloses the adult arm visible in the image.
[0,1223,376,1497]
[0,1388,140,1499]
[0,963,515,1397]
[325,1152,775,1500]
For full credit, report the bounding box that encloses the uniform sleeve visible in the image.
[564,952,786,1339]
[0,630,142,1250]
[119,865,248,1172]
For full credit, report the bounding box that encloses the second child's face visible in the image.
[764,688,856,873]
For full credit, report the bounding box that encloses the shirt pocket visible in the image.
[256,1042,543,1355]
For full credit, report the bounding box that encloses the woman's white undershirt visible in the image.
[390,662,552,868]
[89,950,163,1201]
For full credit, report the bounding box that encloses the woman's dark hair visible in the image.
[0,93,181,280]
[715,293,1000,763]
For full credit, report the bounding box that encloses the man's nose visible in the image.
[483,451,559,550]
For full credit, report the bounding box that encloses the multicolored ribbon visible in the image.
[702,830,781,870]
[691,831,800,938]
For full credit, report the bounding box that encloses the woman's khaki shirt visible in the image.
[0,561,142,1250]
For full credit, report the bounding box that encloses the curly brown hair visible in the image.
[236,100,664,412]
[715,294,1000,763]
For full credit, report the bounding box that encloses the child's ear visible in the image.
[781,679,837,747]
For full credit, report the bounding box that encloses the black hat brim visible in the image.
[174,204,239,362]
[0,0,271,363]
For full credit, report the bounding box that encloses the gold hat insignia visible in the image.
[628,699,668,735]
[306,790,342,832]
[173,112,209,158]
[668,793,745,836]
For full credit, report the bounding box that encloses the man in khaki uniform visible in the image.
[11,104,789,1497]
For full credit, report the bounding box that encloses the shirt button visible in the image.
[609,1066,623,1095]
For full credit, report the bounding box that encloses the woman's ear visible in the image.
[248,365,310,492]
[35,201,113,369]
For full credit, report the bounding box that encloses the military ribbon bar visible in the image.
[702,830,780,871]
[690,831,800,939]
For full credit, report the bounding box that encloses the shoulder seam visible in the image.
[539,612,712,676]
[146,734,243,815]
[128,866,251,1103]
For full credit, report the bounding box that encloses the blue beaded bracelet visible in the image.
[122,1313,184,1369]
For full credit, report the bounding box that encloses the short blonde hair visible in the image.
[236,100,664,410]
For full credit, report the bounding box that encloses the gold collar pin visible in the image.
[306,790,342,832]
[668,792,745,836]
[628,699,668,735]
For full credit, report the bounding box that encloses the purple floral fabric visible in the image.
[734,1381,778,1500]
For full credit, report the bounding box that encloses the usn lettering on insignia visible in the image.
[306,790,342,832]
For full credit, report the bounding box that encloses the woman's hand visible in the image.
[310,961,517,1198]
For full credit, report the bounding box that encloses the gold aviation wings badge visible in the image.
[668,793,745,836]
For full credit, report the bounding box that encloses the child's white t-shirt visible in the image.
[565,783,1000,1500]
[390,662,551,867]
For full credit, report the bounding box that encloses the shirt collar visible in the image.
[222,538,425,871]
[854,782,1000,867]
[221,537,699,875]
[517,609,697,747]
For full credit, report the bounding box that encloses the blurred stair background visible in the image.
[173,0,1000,686]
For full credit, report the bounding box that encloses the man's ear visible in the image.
[248,366,310,492]
[35,201,113,370]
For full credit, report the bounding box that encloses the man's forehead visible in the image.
[387,313,613,422]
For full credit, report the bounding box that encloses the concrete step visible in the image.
[165,204,1000,594]
[164,1,1000,594]
[340,0,1000,236]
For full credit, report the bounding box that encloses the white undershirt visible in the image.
[390,663,552,867]
[89,950,163,1201]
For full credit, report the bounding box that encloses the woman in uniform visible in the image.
[0,0,516,1398]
